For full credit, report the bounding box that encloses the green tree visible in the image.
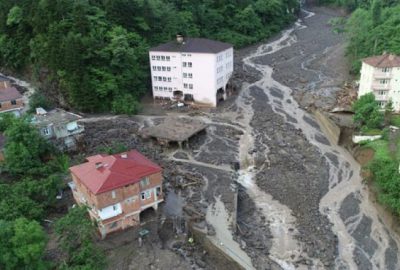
[55,206,106,269]
[384,98,394,125]
[353,93,384,130]
[3,116,53,175]
[6,6,22,26]
[371,0,382,26]
[0,218,48,270]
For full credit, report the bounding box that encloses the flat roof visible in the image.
[150,38,232,54]
[141,117,208,142]
[31,108,82,127]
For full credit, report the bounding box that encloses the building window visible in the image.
[157,66,161,71]
[154,86,158,91]
[126,196,136,203]
[378,90,386,95]
[166,56,170,61]
[217,66,223,73]
[141,190,151,200]
[156,56,161,60]
[380,79,389,84]
[217,55,223,62]
[0,103,2,108]
[217,77,223,84]
[184,83,188,89]
[156,187,161,197]
[162,66,166,71]
[110,221,118,229]
[140,177,150,187]
[164,87,168,91]
[382,67,390,72]
[11,100,16,105]
[152,66,156,71]
[152,56,156,60]
[111,191,116,199]
[153,76,157,81]
[183,73,187,78]
[188,73,193,78]
[189,84,193,89]
[161,56,165,61]
[167,67,171,71]
[163,77,166,82]
[188,62,192,68]
[158,76,162,81]
[43,127,50,135]
[168,87,172,92]
[183,62,187,67]
[168,77,171,82]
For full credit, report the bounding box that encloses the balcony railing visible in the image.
[374,95,389,101]
[372,83,391,90]
[373,71,392,79]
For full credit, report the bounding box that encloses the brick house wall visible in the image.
[0,98,23,113]
[70,170,163,238]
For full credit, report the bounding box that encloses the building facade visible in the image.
[358,53,400,111]
[149,36,234,107]
[0,79,24,116]
[69,150,163,238]
[31,108,84,150]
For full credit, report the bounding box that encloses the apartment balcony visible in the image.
[374,94,389,101]
[373,71,392,79]
[372,83,391,90]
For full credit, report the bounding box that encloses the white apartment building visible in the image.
[149,36,234,107]
[358,53,400,111]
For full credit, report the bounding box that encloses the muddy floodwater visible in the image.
[3,5,400,270]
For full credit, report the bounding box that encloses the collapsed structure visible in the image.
[141,117,208,147]
[30,108,84,150]
[69,150,164,238]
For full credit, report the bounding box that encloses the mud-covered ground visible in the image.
[7,4,400,270]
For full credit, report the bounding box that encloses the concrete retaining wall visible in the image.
[352,135,382,143]
[314,110,341,145]
[191,227,245,270]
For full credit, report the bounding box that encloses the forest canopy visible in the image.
[0,0,299,113]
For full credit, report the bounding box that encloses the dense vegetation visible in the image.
[0,0,299,113]
[0,115,105,269]
[343,0,400,72]
[354,94,400,215]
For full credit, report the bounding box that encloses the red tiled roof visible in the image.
[362,53,400,68]
[0,87,22,102]
[69,150,162,195]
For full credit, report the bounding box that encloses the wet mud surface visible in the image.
[5,4,400,270]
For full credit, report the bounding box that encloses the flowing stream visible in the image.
[234,8,400,270]
[2,7,400,270]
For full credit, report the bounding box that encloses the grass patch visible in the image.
[363,140,390,161]
[390,115,400,127]
[361,128,383,136]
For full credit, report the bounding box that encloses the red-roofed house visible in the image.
[359,53,400,111]
[69,150,163,238]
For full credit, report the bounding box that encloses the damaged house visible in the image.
[31,108,84,150]
[0,79,24,117]
[68,150,164,238]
